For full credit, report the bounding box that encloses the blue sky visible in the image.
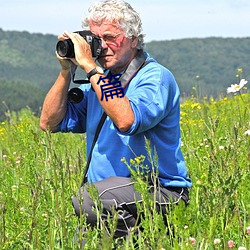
[1,0,250,42]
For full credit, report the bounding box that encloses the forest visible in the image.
[0,28,249,120]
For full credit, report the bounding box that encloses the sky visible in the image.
[1,0,250,42]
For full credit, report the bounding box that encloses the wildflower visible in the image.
[42,213,48,221]
[246,226,250,235]
[130,159,135,165]
[196,180,202,185]
[135,157,141,164]
[227,79,248,93]
[12,185,17,192]
[244,130,250,136]
[238,247,246,250]
[228,240,235,248]
[20,207,25,214]
[189,237,196,246]
[214,238,221,244]
[237,67,243,73]
[191,103,201,109]
[218,145,224,150]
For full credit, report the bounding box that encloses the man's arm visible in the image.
[64,31,135,132]
[40,61,71,132]
[89,73,134,132]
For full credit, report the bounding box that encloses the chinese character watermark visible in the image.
[96,73,125,101]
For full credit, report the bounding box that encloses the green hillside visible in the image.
[0,29,60,120]
[0,29,59,87]
[145,37,250,97]
[0,28,249,120]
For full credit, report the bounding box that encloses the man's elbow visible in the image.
[40,120,49,132]
[116,117,134,133]
[39,119,57,133]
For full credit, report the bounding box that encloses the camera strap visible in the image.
[81,50,150,186]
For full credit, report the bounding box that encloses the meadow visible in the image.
[0,89,249,249]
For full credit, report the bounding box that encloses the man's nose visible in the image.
[101,38,108,49]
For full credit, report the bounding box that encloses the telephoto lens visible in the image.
[56,39,75,58]
[68,88,84,103]
[56,31,102,58]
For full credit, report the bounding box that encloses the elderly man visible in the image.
[40,0,192,241]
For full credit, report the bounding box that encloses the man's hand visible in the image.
[56,33,79,71]
[62,31,96,73]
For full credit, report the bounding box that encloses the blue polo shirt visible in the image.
[58,53,192,188]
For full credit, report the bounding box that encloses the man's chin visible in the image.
[98,58,113,70]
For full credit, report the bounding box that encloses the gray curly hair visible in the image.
[82,0,145,49]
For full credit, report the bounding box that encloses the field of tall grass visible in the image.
[0,90,249,249]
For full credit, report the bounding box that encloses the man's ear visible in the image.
[131,36,139,48]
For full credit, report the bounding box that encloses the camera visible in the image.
[56,30,102,58]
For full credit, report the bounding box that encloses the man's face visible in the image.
[89,20,138,74]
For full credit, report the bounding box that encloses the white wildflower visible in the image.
[214,238,221,244]
[244,130,250,136]
[238,247,246,250]
[227,79,248,93]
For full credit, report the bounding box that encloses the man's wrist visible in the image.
[87,66,104,80]
[60,68,71,79]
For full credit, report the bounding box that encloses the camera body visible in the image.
[56,30,102,58]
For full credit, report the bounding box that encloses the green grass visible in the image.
[0,93,249,249]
